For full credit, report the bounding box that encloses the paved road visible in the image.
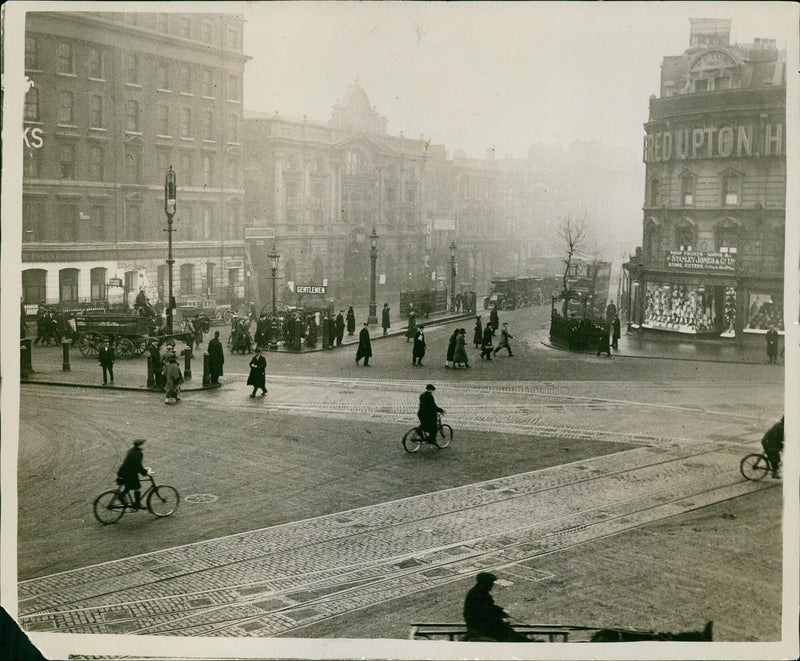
[14,304,785,647]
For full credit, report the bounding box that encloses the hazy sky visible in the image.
[242,2,794,161]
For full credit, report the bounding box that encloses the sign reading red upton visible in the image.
[667,251,736,272]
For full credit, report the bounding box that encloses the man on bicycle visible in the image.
[418,384,444,444]
[761,416,784,479]
[117,439,150,509]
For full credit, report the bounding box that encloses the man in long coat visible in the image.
[489,306,500,336]
[766,327,779,364]
[381,303,391,335]
[463,572,528,642]
[473,316,483,349]
[335,310,345,346]
[355,322,372,366]
[116,439,149,509]
[412,324,426,366]
[417,383,443,443]
[480,324,494,360]
[98,339,116,385]
[346,306,356,335]
[247,348,267,397]
[207,331,224,384]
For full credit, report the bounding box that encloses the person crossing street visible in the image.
[493,322,514,357]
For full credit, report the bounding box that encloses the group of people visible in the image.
[30,307,76,345]
[470,310,514,363]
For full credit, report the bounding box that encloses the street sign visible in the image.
[295,285,327,295]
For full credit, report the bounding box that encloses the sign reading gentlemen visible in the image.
[295,285,327,295]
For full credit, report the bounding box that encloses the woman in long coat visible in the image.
[164,355,183,403]
[445,329,458,368]
[346,307,356,335]
[247,348,267,397]
[207,331,224,384]
[473,316,483,348]
[454,328,470,368]
[489,307,499,336]
[481,324,494,360]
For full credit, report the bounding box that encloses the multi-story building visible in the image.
[623,18,785,339]
[22,11,250,309]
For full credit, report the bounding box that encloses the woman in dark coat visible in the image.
[207,331,224,384]
[445,329,458,368]
[247,348,267,397]
[346,307,356,335]
[454,328,470,368]
[355,322,372,366]
[473,316,483,348]
[489,307,499,336]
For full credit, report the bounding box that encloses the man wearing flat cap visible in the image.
[463,572,529,642]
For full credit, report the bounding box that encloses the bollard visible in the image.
[20,338,33,378]
[203,352,211,386]
[183,346,192,380]
[62,338,71,371]
[146,355,155,389]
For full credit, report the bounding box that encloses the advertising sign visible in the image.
[666,251,736,272]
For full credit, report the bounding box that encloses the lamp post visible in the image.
[268,243,280,351]
[449,240,457,312]
[164,166,177,335]
[368,228,378,325]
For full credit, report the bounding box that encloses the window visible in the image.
[89,95,103,127]
[156,13,169,33]
[125,205,142,240]
[180,17,191,38]
[694,79,708,93]
[88,47,103,78]
[26,37,40,69]
[226,156,239,187]
[157,104,169,135]
[723,173,740,206]
[179,65,191,93]
[88,146,104,180]
[59,268,79,303]
[285,180,298,223]
[126,100,140,131]
[25,148,43,179]
[716,224,739,253]
[91,205,105,241]
[125,146,141,183]
[58,203,77,241]
[202,206,212,239]
[680,173,695,206]
[22,199,45,241]
[125,53,139,84]
[181,263,195,293]
[22,269,47,304]
[56,43,74,74]
[647,227,660,260]
[228,113,238,142]
[648,177,659,206]
[59,143,75,179]
[24,87,40,121]
[202,68,213,96]
[202,22,212,44]
[227,27,240,49]
[675,224,694,251]
[156,151,169,179]
[227,206,241,240]
[157,264,167,300]
[203,110,214,140]
[180,153,193,185]
[90,267,107,300]
[157,61,170,89]
[181,108,192,137]
[58,91,74,124]
[206,263,215,293]
[228,74,239,101]
[202,154,212,185]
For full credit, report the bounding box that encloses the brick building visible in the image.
[22,11,250,310]
[623,18,786,339]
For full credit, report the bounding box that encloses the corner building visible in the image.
[624,19,785,339]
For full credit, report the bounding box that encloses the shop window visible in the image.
[722,287,737,337]
[746,293,783,332]
[643,282,716,333]
[25,87,40,121]
[180,263,195,294]
[59,268,79,303]
[23,269,47,304]
[648,178,659,206]
[90,267,107,301]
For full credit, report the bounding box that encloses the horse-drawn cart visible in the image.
[74,312,158,359]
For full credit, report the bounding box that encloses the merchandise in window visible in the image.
[643,282,716,334]
[745,293,783,332]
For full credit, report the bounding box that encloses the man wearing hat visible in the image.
[412,324,426,366]
[116,439,149,510]
[417,384,444,444]
[355,322,372,366]
[463,572,529,642]
[493,322,514,357]
[247,347,268,397]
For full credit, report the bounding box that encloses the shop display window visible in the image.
[643,282,716,333]
[745,293,783,332]
[721,287,737,337]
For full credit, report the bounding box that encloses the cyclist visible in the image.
[418,384,444,444]
[761,416,784,479]
[116,439,150,509]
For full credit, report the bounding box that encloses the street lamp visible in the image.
[268,243,280,351]
[164,166,177,334]
[449,240,457,312]
[368,228,379,325]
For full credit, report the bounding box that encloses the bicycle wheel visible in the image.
[147,485,179,517]
[740,454,770,481]
[402,427,423,453]
[94,489,126,524]
[435,424,453,449]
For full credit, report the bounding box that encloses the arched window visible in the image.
[715,219,741,254]
[674,218,696,251]
[644,218,661,261]
[90,267,107,301]
[59,268,79,303]
[22,269,47,304]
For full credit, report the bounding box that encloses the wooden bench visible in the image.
[409,623,576,642]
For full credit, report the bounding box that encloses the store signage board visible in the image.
[295,285,327,295]
[667,250,736,272]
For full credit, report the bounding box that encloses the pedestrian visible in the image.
[247,348,267,397]
[412,324,426,366]
[473,316,483,349]
[463,572,529,642]
[335,310,345,346]
[98,339,115,385]
[321,314,331,349]
[355,322,372,366]
[148,341,163,388]
[596,322,611,357]
[255,313,269,349]
[493,322,514,357]
[164,354,183,404]
[605,300,617,323]
[489,306,499,336]
[612,315,621,350]
[406,311,417,342]
[207,330,224,385]
[480,324,494,360]
[445,328,458,368]
[454,328,470,368]
[417,384,444,444]
[381,303,391,335]
[766,326,779,364]
[346,306,356,336]
[116,439,149,510]
[761,416,784,479]
[20,302,28,339]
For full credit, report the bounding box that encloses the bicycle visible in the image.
[403,413,453,453]
[93,471,180,524]
[739,452,777,481]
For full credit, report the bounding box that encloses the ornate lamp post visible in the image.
[164,166,177,334]
[368,228,379,325]
[268,243,280,351]
[449,240,457,312]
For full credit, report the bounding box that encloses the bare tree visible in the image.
[557,217,590,292]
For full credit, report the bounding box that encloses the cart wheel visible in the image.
[132,338,148,356]
[116,337,136,359]
[79,332,103,357]
[222,310,232,325]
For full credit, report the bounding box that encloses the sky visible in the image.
[241,2,796,161]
